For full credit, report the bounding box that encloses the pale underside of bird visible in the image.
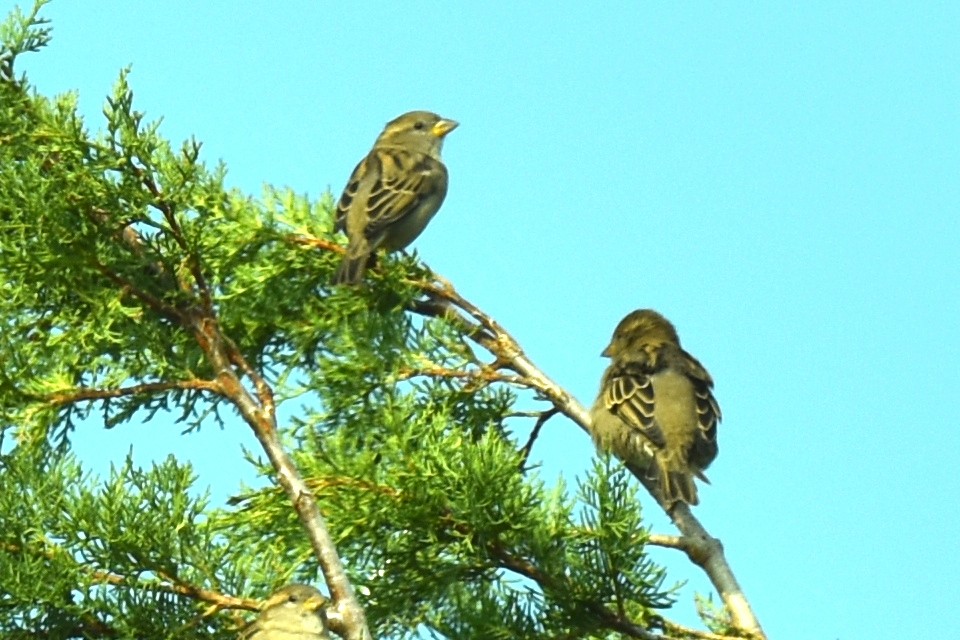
[332,110,458,285]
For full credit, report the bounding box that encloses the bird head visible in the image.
[260,583,329,616]
[601,309,681,357]
[375,110,459,157]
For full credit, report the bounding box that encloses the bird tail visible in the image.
[651,458,699,506]
[664,469,699,506]
[332,252,371,286]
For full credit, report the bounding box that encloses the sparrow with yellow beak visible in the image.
[332,110,458,285]
[590,309,721,506]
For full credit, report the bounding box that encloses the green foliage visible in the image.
[0,3,698,638]
[0,0,51,76]
[696,593,738,637]
[0,444,237,638]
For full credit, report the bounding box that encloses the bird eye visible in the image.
[413,121,425,130]
[287,595,298,603]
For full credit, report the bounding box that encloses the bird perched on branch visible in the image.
[238,584,331,640]
[332,110,459,285]
[590,309,721,506]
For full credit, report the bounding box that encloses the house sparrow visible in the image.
[238,584,330,640]
[590,309,721,506]
[332,110,458,285]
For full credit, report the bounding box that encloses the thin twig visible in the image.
[286,233,346,255]
[518,407,559,469]
[394,364,528,387]
[36,379,221,407]
[222,332,276,424]
[646,534,688,551]
[89,259,186,324]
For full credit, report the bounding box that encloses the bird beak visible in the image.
[302,595,328,613]
[601,343,614,358]
[432,119,459,138]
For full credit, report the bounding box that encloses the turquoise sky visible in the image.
[12,1,960,638]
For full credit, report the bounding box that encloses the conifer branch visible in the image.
[37,379,221,406]
[72,218,372,636]
[0,540,260,620]
[184,312,371,640]
[409,272,767,640]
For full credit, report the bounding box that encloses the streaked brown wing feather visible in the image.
[334,154,372,233]
[680,349,721,469]
[603,364,667,450]
[694,385,721,433]
[363,149,441,238]
[678,350,720,432]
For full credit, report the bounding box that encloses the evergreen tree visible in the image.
[0,3,763,638]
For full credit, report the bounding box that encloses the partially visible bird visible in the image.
[238,584,331,640]
[332,110,458,285]
[589,309,721,507]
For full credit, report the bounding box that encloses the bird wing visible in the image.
[602,362,667,450]
[360,148,446,239]
[678,350,720,431]
[675,348,721,470]
[334,154,369,234]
